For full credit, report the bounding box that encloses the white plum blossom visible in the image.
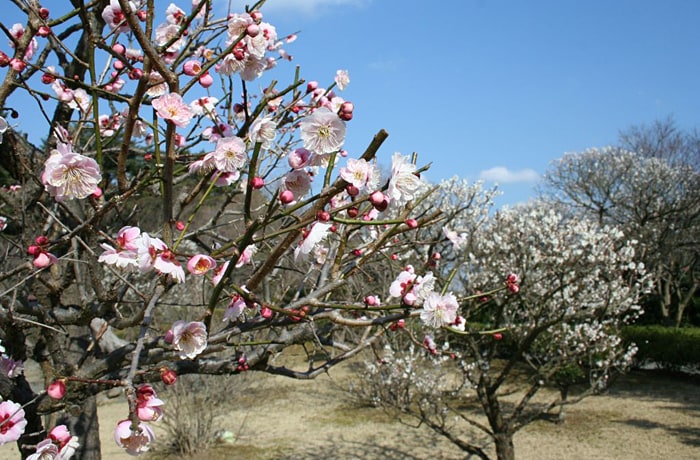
[248,116,277,149]
[340,158,380,192]
[113,420,154,455]
[420,292,459,328]
[102,0,135,33]
[207,136,247,173]
[169,320,208,359]
[335,69,350,90]
[387,152,421,207]
[295,222,332,260]
[300,107,346,154]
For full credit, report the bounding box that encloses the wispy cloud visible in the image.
[478,167,539,184]
[261,0,372,15]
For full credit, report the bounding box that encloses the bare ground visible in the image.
[1,355,698,460]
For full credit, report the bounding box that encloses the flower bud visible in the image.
[199,72,214,88]
[112,43,126,55]
[279,190,294,204]
[10,59,26,72]
[346,184,359,197]
[246,24,260,37]
[316,210,330,222]
[250,176,264,189]
[35,235,49,246]
[39,7,50,19]
[47,379,66,399]
[493,333,503,341]
[405,218,418,229]
[37,26,51,37]
[0,51,9,67]
[160,367,177,385]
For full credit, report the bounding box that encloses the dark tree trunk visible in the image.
[57,396,102,460]
[494,432,515,460]
[558,386,569,424]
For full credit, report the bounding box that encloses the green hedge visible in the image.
[622,326,700,369]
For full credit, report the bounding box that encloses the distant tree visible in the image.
[540,121,700,326]
[354,203,648,460]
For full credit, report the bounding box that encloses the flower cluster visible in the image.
[98,226,185,283]
[28,425,79,460]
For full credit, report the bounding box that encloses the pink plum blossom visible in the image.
[420,292,459,328]
[41,141,101,201]
[282,169,312,199]
[212,261,229,286]
[235,245,258,268]
[0,400,27,445]
[151,92,194,127]
[288,148,311,169]
[27,439,59,459]
[339,158,380,192]
[300,107,346,154]
[189,96,218,119]
[187,254,217,275]
[113,420,155,456]
[207,136,247,173]
[223,295,246,322]
[102,0,135,33]
[136,233,185,283]
[294,222,332,260]
[136,385,164,422]
[169,320,208,359]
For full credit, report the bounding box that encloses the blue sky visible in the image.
[258,0,700,206]
[3,1,698,208]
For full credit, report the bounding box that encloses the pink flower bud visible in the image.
[47,380,66,399]
[39,7,50,19]
[137,10,147,21]
[91,187,103,198]
[33,252,56,268]
[508,284,520,294]
[405,218,418,229]
[261,306,273,318]
[280,190,294,204]
[391,254,398,260]
[35,235,49,246]
[340,101,354,113]
[346,184,359,197]
[37,26,51,37]
[364,295,379,306]
[10,59,26,72]
[112,43,126,55]
[250,11,263,22]
[338,111,353,121]
[403,292,417,306]
[27,245,41,256]
[506,273,518,284]
[306,81,318,93]
[199,72,214,88]
[493,333,503,341]
[0,51,9,67]
[175,221,185,231]
[369,191,388,212]
[250,176,264,189]
[432,252,441,260]
[316,210,330,222]
[113,60,125,71]
[246,24,260,37]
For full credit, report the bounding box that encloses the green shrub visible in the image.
[622,326,700,370]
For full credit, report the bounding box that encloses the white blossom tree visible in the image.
[356,203,649,460]
[541,144,700,326]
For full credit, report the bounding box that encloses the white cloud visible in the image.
[478,167,539,184]
[261,0,372,15]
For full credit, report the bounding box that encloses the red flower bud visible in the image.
[160,367,177,385]
[35,235,49,246]
[279,190,294,204]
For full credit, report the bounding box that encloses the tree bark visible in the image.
[57,396,102,460]
[494,432,515,460]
